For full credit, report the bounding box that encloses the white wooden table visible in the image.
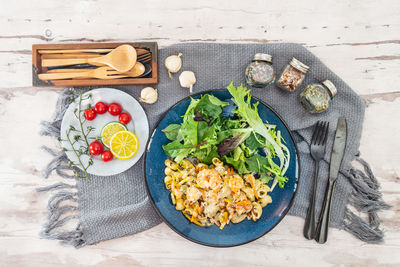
[1,1,399,266]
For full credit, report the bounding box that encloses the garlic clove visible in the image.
[179,71,196,93]
[139,87,158,104]
[164,53,182,79]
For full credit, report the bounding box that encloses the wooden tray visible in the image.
[32,42,158,87]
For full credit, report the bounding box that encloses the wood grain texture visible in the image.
[0,1,399,266]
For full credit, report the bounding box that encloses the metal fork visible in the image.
[303,121,329,240]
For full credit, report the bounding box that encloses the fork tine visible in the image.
[319,122,329,145]
[321,122,330,145]
[316,122,329,145]
[319,122,328,145]
[311,121,322,145]
[316,122,326,145]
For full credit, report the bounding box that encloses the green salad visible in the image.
[162,82,290,190]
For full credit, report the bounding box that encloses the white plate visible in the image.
[60,88,149,176]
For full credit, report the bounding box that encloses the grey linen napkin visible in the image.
[39,43,390,247]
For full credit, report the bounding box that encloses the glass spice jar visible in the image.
[245,53,275,88]
[300,80,337,113]
[276,57,309,92]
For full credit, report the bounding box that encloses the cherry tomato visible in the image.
[101,150,113,162]
[108,103,122,116]
[84,108,96,121]
[94,101,107,114]
[89,141,103,156]
[119,112,131,124]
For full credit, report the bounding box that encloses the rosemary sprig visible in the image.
[57,88,95,181]
[74,90,92,149]
[64,126,93,180]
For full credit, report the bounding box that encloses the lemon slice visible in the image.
[101,122,127,148]
[110,131,139,160]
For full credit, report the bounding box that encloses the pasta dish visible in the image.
[164,157,272,229]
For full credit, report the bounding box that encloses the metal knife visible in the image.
[315,117,347,244]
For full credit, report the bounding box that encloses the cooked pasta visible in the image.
[164,158,272,229]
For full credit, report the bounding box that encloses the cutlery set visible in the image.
[303,117,347,243]
[35,44,154,83]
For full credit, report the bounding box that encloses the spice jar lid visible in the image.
[289,57,309,73]
[322,79,337,98]
[253,53,272,63]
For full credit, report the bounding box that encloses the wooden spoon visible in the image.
[38,66,127,80]
[41,45,137,72]
[45,62,146,77]
[107,62,145,77]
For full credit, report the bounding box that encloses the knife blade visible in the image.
[329,117,347,182]
[315,117,347,244]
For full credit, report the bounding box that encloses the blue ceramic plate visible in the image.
[144,90,300,247]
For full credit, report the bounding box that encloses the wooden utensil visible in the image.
[41,53,101,59]
[38,66,128,80]
[45,62,146,77]
[32,42,158,86]
[137,52,152,64]
[41,45,137,72]
[107,62,146,77]
[38,47,149,54]
[41,50,149,59]
[39,48,113,54]
[42,51,151,69]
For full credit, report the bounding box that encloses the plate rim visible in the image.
[143,89,301,247]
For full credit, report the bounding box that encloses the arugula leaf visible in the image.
[245,132,265,151]
[195,95,228,121]
[223,155,249,175]
[174,149,191,163]
[181,106,198,146]
[197,121,217,144]
[259,173,273,184]
[162,124,182,141]
[162,141,186,157]
[246,154,268,174]
[192,147,219,164]
[207,94,229,107]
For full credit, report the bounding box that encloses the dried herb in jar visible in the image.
[276,57,309,92]
[300,80,337,113]
[245,53,275,88]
